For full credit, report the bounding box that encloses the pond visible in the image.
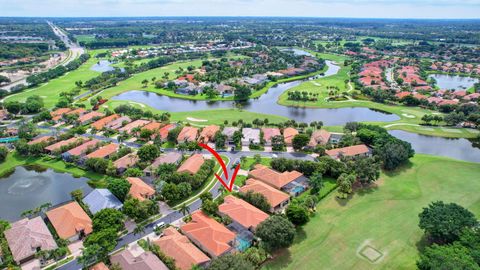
[389,130,480,163]
[0,166,92,221]
[91,60,125,73]
[428,74,478,90]
[281,48,313,56]
[112,61,400,126]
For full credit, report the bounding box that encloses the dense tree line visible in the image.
[26,53,90,86]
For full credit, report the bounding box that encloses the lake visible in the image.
[0,166,92,221]
[428,74,478,90]
[91,60,125,73]
[389,130,480,163]
[112,61,400,126]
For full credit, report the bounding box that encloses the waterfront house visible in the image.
[143,152,182,177]
[240,179,290,213]
[126,177,155,201]
[46,201,93,241]
[62,139,100,161]
[158,123,177,141]
[44,137,83,154]
[153,227,210,270]
[181,211,236,258]
[199,125,220,144]
[308,129,331,148]
[262,128,281,146]
[249,164,309,196]
[177,126,198,143]
[241,128,260,146]
[85,143,118,159]
[283,127,299,146]
[83,189,123,214]
[28,135,54,145]
[222,127,239,146]
[4,217,57,264]
[325,144,371,159]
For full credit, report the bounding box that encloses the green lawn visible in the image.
[263,154,480,270]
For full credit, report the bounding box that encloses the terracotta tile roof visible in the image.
[240,179,290,210]
[177,126,198,142]
[325,144,370,158]
[46,201,93,239]
[249,164,303,190]
[142,122,163,132]
[4,217,58,263]
[28,135,54,145]
[86,143,119,159]
[110,250,168,270]
[113,153,139,170]
[90,262,109,270]
[158,123,177,140]
[308,130,331,147]
[219,195,269,230]
[154,227,210,270]
[127,177,155,201]
[181,211,236,257]
[177,154,204,175]
[51,108,72,120]
[105,116,131,130]
[283,128,299,145]
[262,128,281,143]
[79,111,105,124]
[118,119,151,134]
[44,137,82,152]
[199,125,220,143]
[67,139,100,156]
[66,108,86,116]
[91,114,119,130]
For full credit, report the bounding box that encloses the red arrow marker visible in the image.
[198,143,240,192]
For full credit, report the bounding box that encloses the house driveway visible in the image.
[67,241,84,257]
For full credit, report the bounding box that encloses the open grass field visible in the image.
[263,154,480,270]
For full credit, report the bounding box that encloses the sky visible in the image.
[0,0,479,19]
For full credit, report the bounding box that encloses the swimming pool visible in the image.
[292,185,305,195]
[236,236,251,252]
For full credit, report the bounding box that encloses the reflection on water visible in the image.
[0,166,92,221]
[91,60,125,73]
[429,74,478,90]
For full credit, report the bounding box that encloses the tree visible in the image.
[0,146,8,163]
[141,79,149,88]
[70,189,83,202]
[92,208,125,232]
[107,178,131,201]
[337,173,355,198]
[419,201,478,243]
[243,247,267,266]
[123,198,158,222]
[201,199,218,216]
[417,244,479,270]
[286,203,310,226]
[255,215,295,252]
[4,101,21,116]
[232,130,243,146]
[309,171,323,195]
[167,126,183,143]
[292,134,309,151]
[138,144,160,162]
[78,244,102,268]
[377,139,414,170]
[83,228,118,262]
[237,191,271,213]
[18,122,37,140]
[179,203,190,216]
[208,253,254,270]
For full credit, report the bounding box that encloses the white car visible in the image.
[272,154,278,158]
[153,222,165,230]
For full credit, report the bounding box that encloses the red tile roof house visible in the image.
[143,152,183,177]
[262,128,281,146]
[4,217,58,264]
[240,179,290,213]
[78,111,105,125]
[118,119,151,134]
[307,129,331,148]
[283,127,299,146]
[86,143,119,159]
[90,262,109,270]
[28,135,54,145]
[44,137,84,154]
[198,125,220,144]
[325,144,371,160]
[66,108,87,117]
[177,126,199,143]
[181,211,236,258]
[219,195,269,232]
[113,153,139,174]
[249,164,309,196]
[141,122,164,139]
[104,116,131,130]
[177,154,205,175]
[126,177,155,201]
[46,201,93,241]
[61,139,100,162]
[91,114,120,130]
[50,108,72,122]
[110,249,168,270]
[153,227,210,270]
[158,123,177,141]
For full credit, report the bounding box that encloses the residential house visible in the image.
[110,249,168,270]
[222,127,239,146]
[90,262,109,270]
[177,126,198,143]
[283,128,299,146]
[143,152,182,177]
[82,189,123,214]
[105,116,131,130]
[28,135,54,145]
[240,179,290,213]
[153,227,210,270]
[215,84,234,95]
[50,108,72,121]
[91,114,119,130]
[141,122,163,135]
[85,143,118,159]
[199,125,220,144]
[46,201,93,241]
[113,153,139,174]
[126,177,155,201]
[308,129,331,148]
[44,137,83,154]
[78,111,104,125]
[177,154,205,175]
[4,217,57,264]
[241,128,260,146]
[0,109,9,120]
[219,195,268,232]
[262,128,281,146]
[62,139,100,161]
[325,144,371,159]
[158,123,177,141]
[66,108,87,116]
[181,211,236,258]
[249,164,309,196]
[118,119,151,134]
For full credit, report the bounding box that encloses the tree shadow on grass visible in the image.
[262,248,293,269]
[415,234,431,254]
[294,227,307,244]
[334,193,353,206]
[383,161,414,178]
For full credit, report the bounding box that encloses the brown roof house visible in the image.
[262,128,281,146]
[143,152,183,177]
[44,137,83,154]
[154,227,210,270]
[177,126,198,143]
[249,164,309,196]
[91,114,119,130]
[325,144,371,160]
[308,129,331,148]
[283,128,299,146]
[118,119,151,134]
[219,195,269,232]
[46,201,93,241]
[4,217,58,264]
[113,153,139,174]
[240,179,290,213]
[181,211,236,258]
[126,177,155,201]
[110,249,168,270]
[79,111,105,125]
[61,139,100,161]
[198,125,220,144]
[86,143,119,159]
[177,154,205,175]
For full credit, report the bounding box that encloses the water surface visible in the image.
[428,74,478,90]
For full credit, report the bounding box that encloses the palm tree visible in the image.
[133,224,145,236]
[179,203,190,216]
